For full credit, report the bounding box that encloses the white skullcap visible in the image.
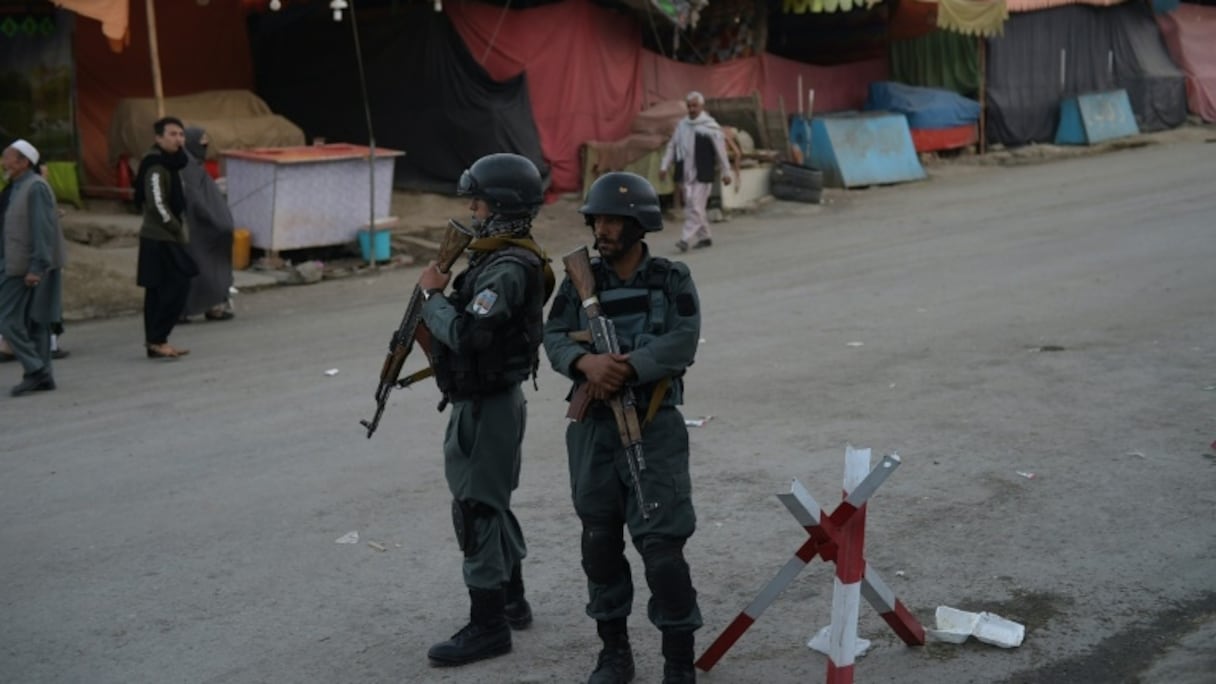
[685,91,705,105]
[9,139,39,166]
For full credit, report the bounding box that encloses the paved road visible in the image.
[2,141,1213,683]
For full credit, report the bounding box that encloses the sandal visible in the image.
[204,309,234,321]
[146,344,188,359]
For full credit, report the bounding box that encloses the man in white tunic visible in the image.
[659,91,733,252]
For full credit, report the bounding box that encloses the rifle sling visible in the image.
[397,366,434,389]
[642,377,671,428]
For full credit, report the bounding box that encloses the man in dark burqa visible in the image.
[134,116,197,358]
[180,126,235,322]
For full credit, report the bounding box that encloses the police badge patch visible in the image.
[471,288,499,315]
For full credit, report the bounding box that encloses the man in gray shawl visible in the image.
[1,139,67,396]
[181,127,235,321]
[659,91,733,253]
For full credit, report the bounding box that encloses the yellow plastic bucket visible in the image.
[232,228,251,270]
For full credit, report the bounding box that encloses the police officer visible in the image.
[418,153,554,667]
[543,172,702,683]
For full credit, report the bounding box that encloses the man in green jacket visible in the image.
[1,139,66,396]
[417,153,555,667]
[134,116,196,359]
[543,172,703,683]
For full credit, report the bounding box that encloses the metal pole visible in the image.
[348,0,379,269]
[1060,48,1067,93]
[978,36,987,155]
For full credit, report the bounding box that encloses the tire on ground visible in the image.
[771,162,823,190]
[770,180,822,204]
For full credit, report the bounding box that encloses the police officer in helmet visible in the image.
[418,152,555,667]
[543,172,703,683]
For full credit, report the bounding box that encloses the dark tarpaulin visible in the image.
[248,5,546,193]
[986,2,1187,146]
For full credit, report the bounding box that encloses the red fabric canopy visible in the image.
[448,0,645,195]
[1157,3,1216,123]
[449,0,888,193]
[641,51,886,115]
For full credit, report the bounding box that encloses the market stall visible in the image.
[224,143,403,253]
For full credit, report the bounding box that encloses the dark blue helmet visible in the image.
[457,153,544,217]
[579,172,663,232]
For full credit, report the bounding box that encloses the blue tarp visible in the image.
[865,81,981,129]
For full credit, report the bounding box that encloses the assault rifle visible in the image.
[360,219,474,438]
[563,246,659,519]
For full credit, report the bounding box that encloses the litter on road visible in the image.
[928,606,1025,648]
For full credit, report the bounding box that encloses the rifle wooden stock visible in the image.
[563,246,603,315]
[566,383,594,421]
[360,219,473,438]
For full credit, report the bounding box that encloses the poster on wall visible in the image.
[0,10,75,163]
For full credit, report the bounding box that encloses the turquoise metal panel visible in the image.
[1055,97,1087,145]
[809,112,927,188]
[1055,89,1140,145]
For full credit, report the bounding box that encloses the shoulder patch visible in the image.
[471,288,499,315]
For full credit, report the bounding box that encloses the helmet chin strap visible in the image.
[618,223,645,253]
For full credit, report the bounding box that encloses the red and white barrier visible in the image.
[696,446,925,682]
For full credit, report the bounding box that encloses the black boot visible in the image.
[588,618,634,684]
[661,631,696,683]
[504,561,533,630]
[427,587,512,666]
[10,367,54,397]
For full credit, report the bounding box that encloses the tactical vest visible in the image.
[433,246,545,400]
[591,256,685,408]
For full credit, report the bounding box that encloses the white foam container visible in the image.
[928,605,979,644]
[973,612,1026,648]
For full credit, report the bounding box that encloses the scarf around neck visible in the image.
[673,111,720,161]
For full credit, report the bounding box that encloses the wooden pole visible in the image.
[146,0,165,118]
[978,35,987,155]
